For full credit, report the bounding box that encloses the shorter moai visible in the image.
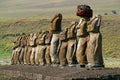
[57,28,68,66]
[86,15,104,68]
[18,33,27,64]
[50,13,62,65]
[35,31,46,65]
[11,36,22,65]
[26,34,33,65]
[23,34,30,65]
[29,33,37,65]
[26,33,37,65]
[66,21,77,66]
[45,31,52,65]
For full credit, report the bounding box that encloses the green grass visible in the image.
[101,15,120,58]
[0,37,14,59]
[104,57,120,68]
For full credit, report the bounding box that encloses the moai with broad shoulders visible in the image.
[86,15,104,68]
[58,28,68,66]
[45,31,52,65]
[23,34,30,65]
[50,13,62,65]
[66,21,77,67]
[26,33,37,65]
[19,33,28,64]
[35,31,47,65]
[11,36,22,65]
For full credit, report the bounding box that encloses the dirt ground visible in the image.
[0,65,120,80]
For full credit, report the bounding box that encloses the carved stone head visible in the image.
[50,13,62,33]
[87,15,102,32]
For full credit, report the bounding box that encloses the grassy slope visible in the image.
[101,15,120,67]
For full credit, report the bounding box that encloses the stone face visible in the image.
[50,13,62,33]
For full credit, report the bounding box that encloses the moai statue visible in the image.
[57,28,68,66]
[21,34,30,64]
[66,21,77,67]
[11,36,22,65]
[26,33,37,65]
[26,33,33,65]
[19,33,28,64]
[50,13,62,65]
[45,31,52,65]
[76,4,93,67]
[35,31,46,65]
[30,33,37,65]
[23,34,30,65]
[86,15,104,68]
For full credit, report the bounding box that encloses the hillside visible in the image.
[0,0,120,18]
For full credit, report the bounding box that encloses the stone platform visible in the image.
[0,65,120,80]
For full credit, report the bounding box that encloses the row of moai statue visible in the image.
[11,5,104,68]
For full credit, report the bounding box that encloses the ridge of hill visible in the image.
[0,0,120,18]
